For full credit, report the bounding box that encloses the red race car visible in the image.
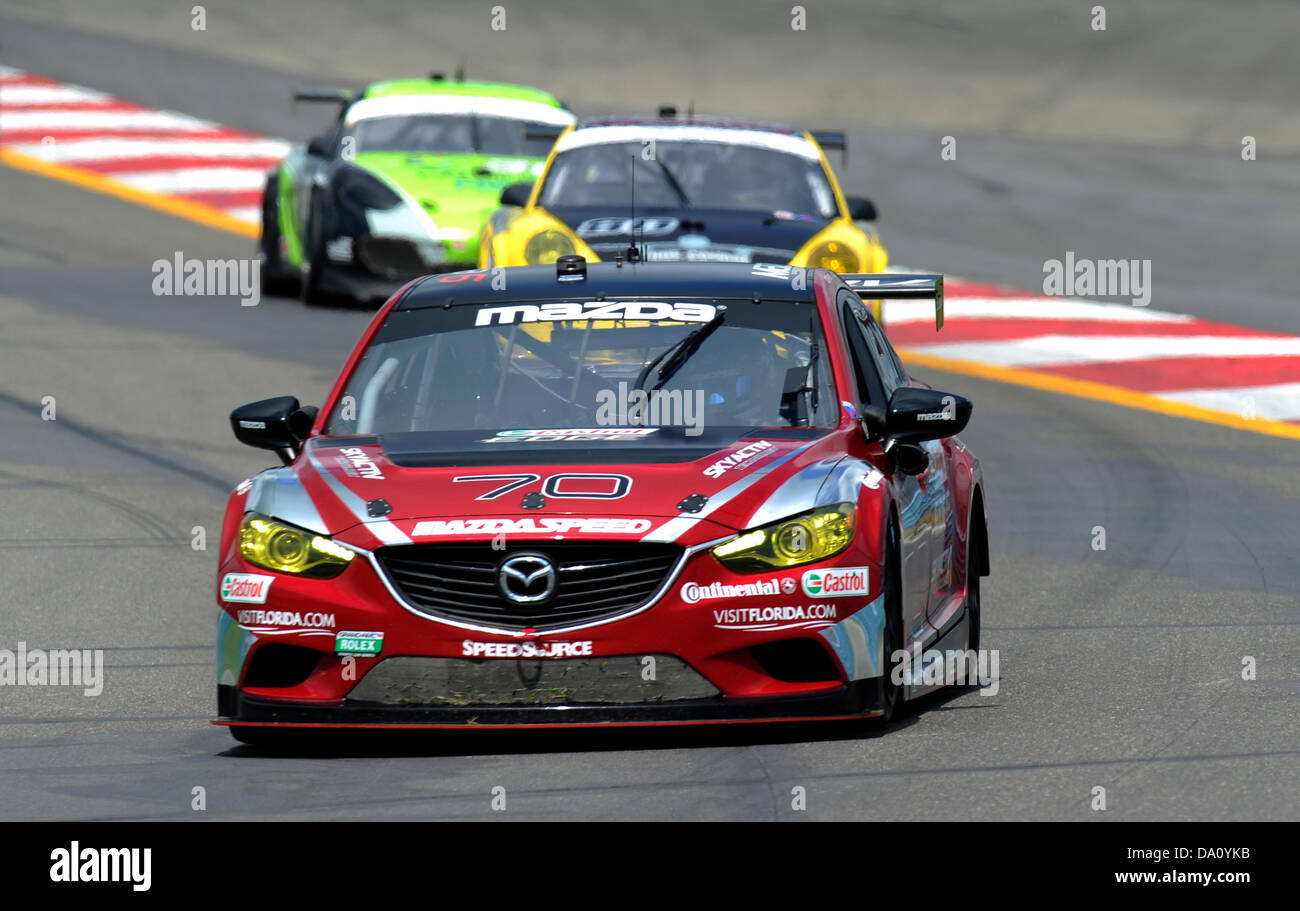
[215,257,988,743]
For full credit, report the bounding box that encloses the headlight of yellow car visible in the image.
[805,241,860,273]
[524,230,576,265]
[712,503,855,572]
[239,512,355,578]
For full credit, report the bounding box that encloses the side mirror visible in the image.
[885,387,971,445]
[500,182,533,207]
[306,136,332,158]
[231,396,318,465]
[845,195,877,221]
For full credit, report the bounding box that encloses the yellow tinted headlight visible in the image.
[238,512,354,578]
[524,230,575,265]
[712,503,855,572]
[806,241,859,273]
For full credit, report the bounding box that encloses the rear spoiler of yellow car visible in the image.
[842,273,945,331]
[810,130,847,164]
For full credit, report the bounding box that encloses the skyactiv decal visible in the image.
[475,301,716,326]
[336,447,384,479]
[703,440,775,478]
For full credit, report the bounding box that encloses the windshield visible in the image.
[538,141,838,217]
[324,296,839,455]
[351,115,557,156]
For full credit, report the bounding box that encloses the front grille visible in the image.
[347,654,718,706]
[355,236,471,279]
[375,540,682,631]
[356,236,428,278]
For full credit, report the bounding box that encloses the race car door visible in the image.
[837,288,933,648]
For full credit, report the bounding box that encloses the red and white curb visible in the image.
[0,65,288,224]
[887,279,1300,425]
[3,67,1296,429]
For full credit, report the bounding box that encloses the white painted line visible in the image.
[908,334,1300,367]
[5,137,291,161]
[1154,383,1300,422]
[886,296,1193,325]
[113,167,269,193]
[0,109,218,131]
[0,85,113,105]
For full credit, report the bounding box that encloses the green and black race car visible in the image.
[260,74,575,305]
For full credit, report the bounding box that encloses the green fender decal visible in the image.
[277,164,305,268]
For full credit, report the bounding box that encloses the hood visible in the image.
[292,432,847,546]
[353,151,544,243]
[546,205,830,264]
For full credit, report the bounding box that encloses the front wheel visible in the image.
[874,520,904,724]
[965,531,983,653]
[258,176,299,297]
[299,193,331,306]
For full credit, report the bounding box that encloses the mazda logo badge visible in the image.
[497,554,557,604]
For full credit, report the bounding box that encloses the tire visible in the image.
[874,520,904,724]
[965,530,982,654]
[299,192,330,306]
[258,176,299,297]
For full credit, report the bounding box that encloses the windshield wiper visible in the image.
[634,307,726,392]
[650,156,693,208]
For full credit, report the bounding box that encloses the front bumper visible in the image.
[217,678,882,729]
[216,525,888,728]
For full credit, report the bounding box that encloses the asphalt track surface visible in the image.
[0,1,1296,820]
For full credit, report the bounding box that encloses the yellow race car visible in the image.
[479,110,888,314]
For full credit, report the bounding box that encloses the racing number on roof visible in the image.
[454,472,632,500]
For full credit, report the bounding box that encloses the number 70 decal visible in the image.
[453,473,632,500]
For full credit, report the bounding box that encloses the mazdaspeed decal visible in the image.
[802,566,871,597]
[475,301,716,326]
[412,517,653,536]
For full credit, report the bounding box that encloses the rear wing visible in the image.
[810,130,847,164]
[842,273,945,331]
[292,87,356,111]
